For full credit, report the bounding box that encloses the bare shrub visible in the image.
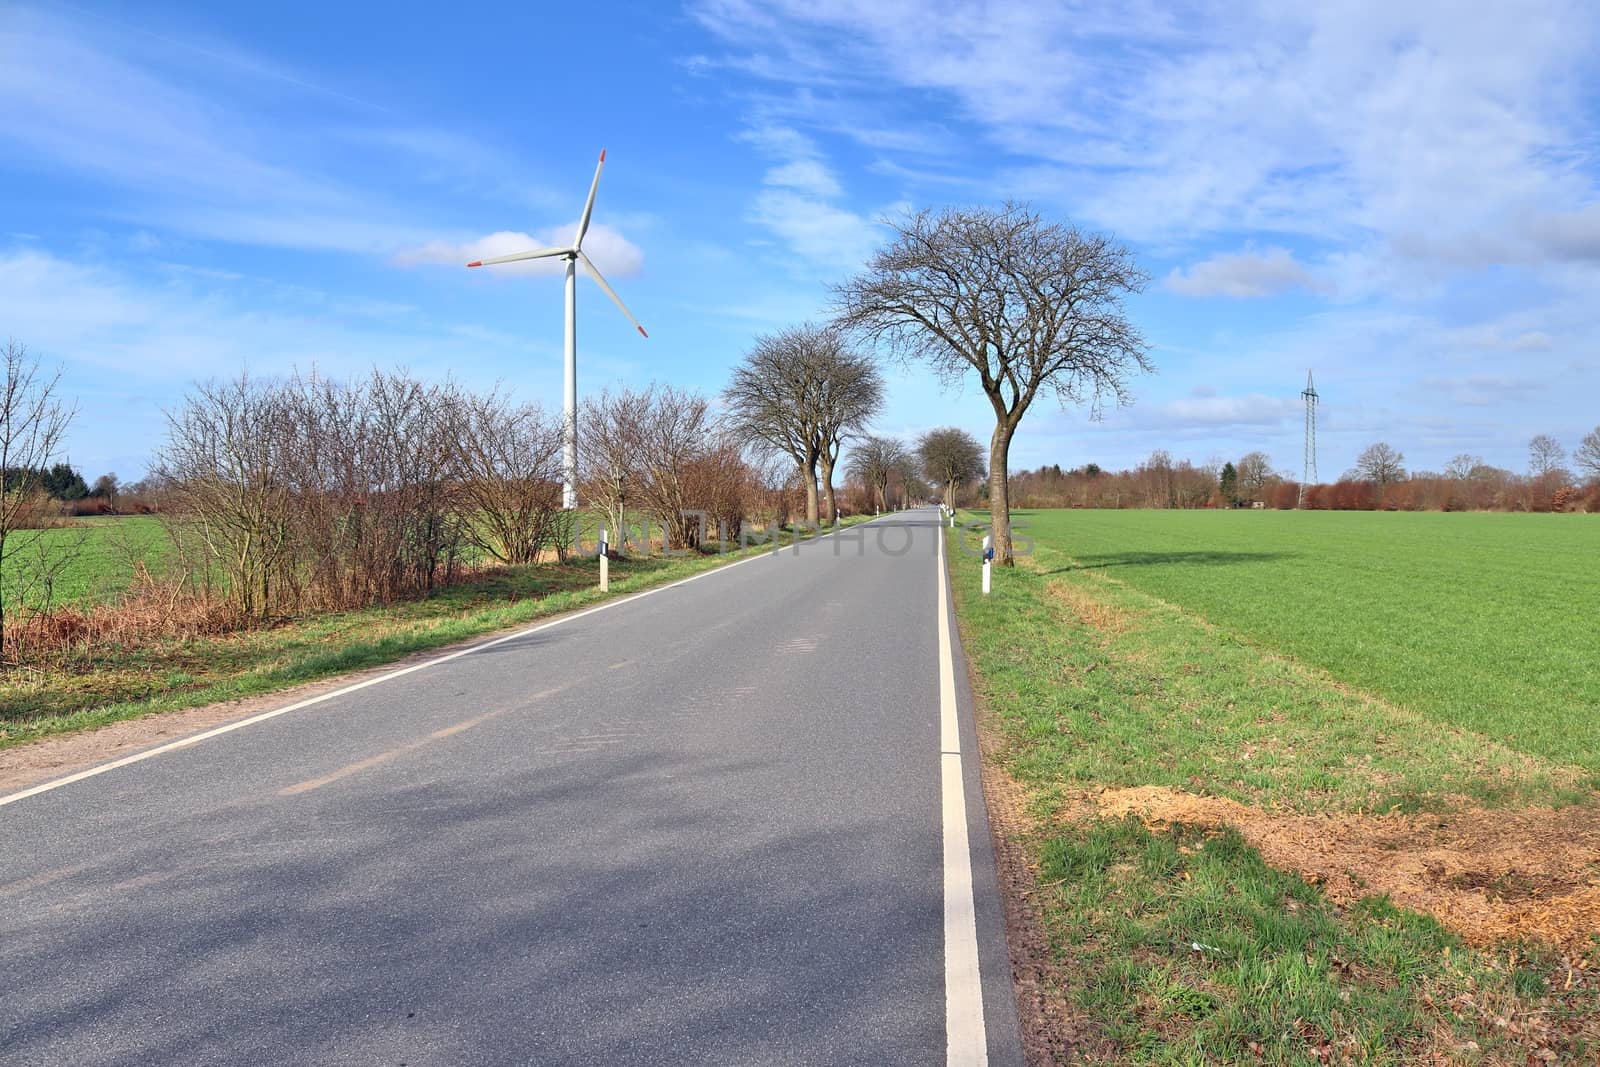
[631,385,714,551]
[157,374,295,618]
[449,389,564,565]
[580,388,651,555]
[684,434,760,546]
[157,369,477,618]
[0,341,79,663]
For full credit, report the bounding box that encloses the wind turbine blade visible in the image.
[466,246,570,268]
[573,148,605,249]
[578,250,647,338]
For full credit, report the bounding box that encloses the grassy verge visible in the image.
[947,513,1598,1064]
[0,518,869,750]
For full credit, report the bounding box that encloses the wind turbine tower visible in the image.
[1300,369,1319,507]
[468,149,647,510]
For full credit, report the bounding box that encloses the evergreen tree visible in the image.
[43,462,88,500]
[1219,461,1238,503]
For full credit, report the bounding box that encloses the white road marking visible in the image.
[0,527,879,810]
[938,521,988,1065]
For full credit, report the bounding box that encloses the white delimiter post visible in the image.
[598,527,609,591]
[562,255,579,511]
[981,532,993,596]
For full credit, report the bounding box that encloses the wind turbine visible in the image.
[468,149,646,510]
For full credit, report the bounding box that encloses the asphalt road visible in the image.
[1,509,1021,1066]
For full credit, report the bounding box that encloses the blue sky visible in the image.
[2,0,1597,482]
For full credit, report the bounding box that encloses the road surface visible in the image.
[1,510,1021,1065]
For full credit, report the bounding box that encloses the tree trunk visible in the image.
[989,424,1015,566]
[944,481,955,511]
[819,455,838,523]
[802,464,819,524]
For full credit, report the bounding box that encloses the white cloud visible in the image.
[1154,392,1301,428]
[0,7,553,257]
[1417,374,1547,408]
[736,123,882,268]
[764,159,842,198]
[0,247,586,475]
[395,224,645,279]
[0,248,515,381]
[1441,326,1555,353]
[1166,248,1327,298]
[692,0,1600,274]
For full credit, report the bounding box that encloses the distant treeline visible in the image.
[3,464,157,522]
[3,463,90,501]
[1006,446,1600,513]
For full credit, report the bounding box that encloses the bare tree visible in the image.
[449,390,564,565]
[846,435,908,513]
[1577,426,1600,483]
[1443,453,1482,481]
[0,341,77,661]
[723,324,882,525]
[917,427,985,510]
[836,203,1150,564]
[1353,442,1406,492]
[1528,433,1568,478]
[1236,450,1272,504]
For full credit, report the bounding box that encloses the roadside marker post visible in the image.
[598,527,610,592]
[981,533,993,596]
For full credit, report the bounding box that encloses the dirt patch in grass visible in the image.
[1094,785,1600,951]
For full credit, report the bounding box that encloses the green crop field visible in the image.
[1,516,171,609]
[947,508,1599,1063]
[1005,508,1600,775]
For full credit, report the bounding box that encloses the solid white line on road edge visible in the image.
[0,523,874,810]
[938,523,989,1065]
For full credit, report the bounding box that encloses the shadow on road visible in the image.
[2,747,940,1065]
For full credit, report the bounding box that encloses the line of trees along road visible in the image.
[721,324,883,524]
[917,427,986,511]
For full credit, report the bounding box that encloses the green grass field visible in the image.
[1,516,170,608]
[1007,509,1600,777]
[948,508,1598,1064]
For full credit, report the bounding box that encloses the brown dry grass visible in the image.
[1093,785,1600,952]
[3,580,240,666]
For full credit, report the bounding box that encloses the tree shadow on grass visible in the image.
[1041,550,1300,574]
